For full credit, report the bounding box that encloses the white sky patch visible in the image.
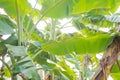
[115,6,120,13]
[96,53,103,60]
[0,8,7,15]
[99,28,110,32]
[1,34,11,40]
[59,18,72,26]
[0,58,2,68]
[4,55,10,63]
[108,75,114,80]
[36,21,47,30]
[36,18,78,34]
[61,27,78,33]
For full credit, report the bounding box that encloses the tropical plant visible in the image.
[0,0,120,80]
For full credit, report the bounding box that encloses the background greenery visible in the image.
[0,0,120,80]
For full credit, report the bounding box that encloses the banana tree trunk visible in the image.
[92,36,120,80]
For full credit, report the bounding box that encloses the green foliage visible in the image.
[111,64,120,73]
[58,60,78,80]
[111,73,120,80]
[0,15,15,35]
[42,33,114,55]
[6,44,27,57]
[4,67,11,78]
[41,0,77,18]
[6,44,41,80]
[23,15,34,32]
[0,78,4,80]
[0,0,120,80]
[72,0,120,14]
[33,51,50,65]
[3,34,17,45]
[13,57,40,80]
[0,0,32,18]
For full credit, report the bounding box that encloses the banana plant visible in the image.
[0,0,120,80]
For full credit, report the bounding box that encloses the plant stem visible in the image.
[26,0,38,32]
[9,53,16,80]
[15,0,21,46]
[51,72,54,80]
[25,0,64,41]
[50,19,56,40]
[32,50,42,59]
[92,36,120,80]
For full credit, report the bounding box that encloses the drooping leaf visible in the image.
[30,29,45,42]
[42,33,114,55]
[105,14,120,22]
[58,60,78,80]
[0,41,6,55]
[72,20,86,30]
[3,34,18,45]
[21,67,41,80]
[33,51,50,65]
[0,15,15,35]
[73,9,114,29]
[29,40,42,49]
[41,0,77,18]
[13,56,41,80]
[72,0,120,14]
[5,44,27,57]
[0,0,32,18]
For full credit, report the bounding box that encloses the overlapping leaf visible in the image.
[6,44,27,57]
[5,44,41,80]
[72,0,120,14]
[0,0,32,17]
[42,33,114,55]
[0,15,15,35]
[41,0,77,18]
[13,57,41,80]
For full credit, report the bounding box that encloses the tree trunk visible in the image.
[92,36,120,80]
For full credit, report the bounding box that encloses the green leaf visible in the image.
[33,51,50,65]
[72,20,86,30]
[4,67,11,78]
[29,40,42,49]
[0,41,7,55]
[21,67,41,80]
[13,57,33,74]
[72,0,120,14]
[0,15,15,35]
[3,34,17,45]
[42,64,55,71]
[41,0,76,18]
[73,9,114,29]
[111,63,120,73]
[0,0,32,18]
[111,73,120,80]
[0,78,5,80]
[105,15,120,22]
[23,15,34,32]
[5,44,27,57]
[58,60,78,80]
[13,56,41,80]
[42,33,114,55]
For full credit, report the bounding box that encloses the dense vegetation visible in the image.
[0,0,120,80]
